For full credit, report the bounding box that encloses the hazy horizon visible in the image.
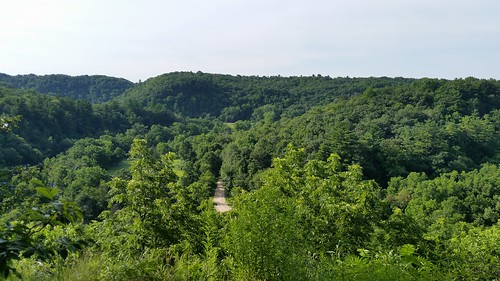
[1,0,499,82]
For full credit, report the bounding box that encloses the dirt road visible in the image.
[214,180,232,212]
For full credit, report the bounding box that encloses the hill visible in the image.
[1,73,499,280]
[0,73,134,103]
[0,85,176,166]
[116,72,414,121]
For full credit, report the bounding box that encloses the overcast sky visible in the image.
[1,0,499,82]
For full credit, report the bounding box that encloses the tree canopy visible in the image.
[0,73,499,280]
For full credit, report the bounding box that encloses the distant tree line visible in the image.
[0,73,134,103]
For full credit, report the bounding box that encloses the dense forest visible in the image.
[0,72,499,280]
[0,73,134,103]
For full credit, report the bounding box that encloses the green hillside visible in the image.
[1,73,499,280]
[117,71,414,120]
[0,73,134,103]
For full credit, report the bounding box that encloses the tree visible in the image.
[107,139,179,248]
[0,115,21,132]
[0,180,83,279]
[225,146,384,279]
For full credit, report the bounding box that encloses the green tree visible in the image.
[0,180,83,279]
[0,115,21,132]
[225,146,384,279]
[107,139,179,248]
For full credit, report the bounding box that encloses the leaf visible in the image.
[27,209,45,221]
[399,244,416,257]
[36,187,58,200]
[357,248,370,258]
[29,178,44,187]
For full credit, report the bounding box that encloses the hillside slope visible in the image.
[116,72,414,121]
[0,73,134,103]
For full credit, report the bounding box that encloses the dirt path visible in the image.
[214,180,232,212]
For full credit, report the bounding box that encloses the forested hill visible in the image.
[0,86,176,166]
[0,73,134,103]
[219,77,500,189]
[1,73,500,280]
[116,72,414,121]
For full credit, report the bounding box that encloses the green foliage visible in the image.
[387,164,500,229]
[105,139,181,248]
[0,180,83,279]
[0,115,21,133]
[0,73,134,103]
[311,248,447,281]
[18,248,170,281]
[76,139,214,279]
[2,73,499,279]
[171,202,227,281]
[41,136,128,221]
[370,207,428,252]
[225,146,384,279]
[442,223,500,279]
[117,72,413,120]
[0,86,177,167]
[226,183,308,280]
[220,78,500,188]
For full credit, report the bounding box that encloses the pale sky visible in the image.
[1,0,499,82]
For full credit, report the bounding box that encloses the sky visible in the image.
[1,0,499,82]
